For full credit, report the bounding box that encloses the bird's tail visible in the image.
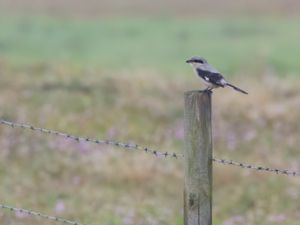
[226,83,248,94]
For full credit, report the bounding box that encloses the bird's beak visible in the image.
[186,59,192,63]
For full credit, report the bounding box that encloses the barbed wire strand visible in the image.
[0,119,183,159]
[1,119,299,177]
[213,158,300,177]
[0,203,85,225]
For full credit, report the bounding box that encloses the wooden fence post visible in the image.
[184,90,212,225]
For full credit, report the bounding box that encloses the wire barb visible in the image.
[0,119,183,159]
[1,119,299,177]
[0,203,85,225]
[212,158,300,177]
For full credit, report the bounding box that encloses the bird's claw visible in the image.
[204,88,213,94]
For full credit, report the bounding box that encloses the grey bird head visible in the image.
[186,56,207,64]
[186,56,219,74]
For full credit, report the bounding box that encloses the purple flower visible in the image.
[55,200,65,213]
[223,215,245,225]
[174,126,184,140]
[15,210,28,218]
[107,127,118,139]
[268,214,287,223]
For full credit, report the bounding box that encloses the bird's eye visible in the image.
[196,60,204,64]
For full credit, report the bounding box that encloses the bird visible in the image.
[186,56,248,94]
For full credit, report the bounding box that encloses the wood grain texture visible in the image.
[184,90,212,225]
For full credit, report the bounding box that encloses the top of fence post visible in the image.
[184,90,212,225]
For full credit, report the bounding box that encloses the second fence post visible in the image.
[184,90,212,225]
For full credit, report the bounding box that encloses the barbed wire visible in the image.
[213,158,300,177]
[1,119,299,177]
[0,119,183,159]
[0,203,85,225]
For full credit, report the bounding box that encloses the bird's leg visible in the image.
[204,87,213,94]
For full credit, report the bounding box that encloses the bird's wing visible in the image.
[196,68,226,87]
[205,63,220,74]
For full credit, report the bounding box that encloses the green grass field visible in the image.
[0,14,300,225]
[1,16,300,75]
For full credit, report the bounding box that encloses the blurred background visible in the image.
[0,1,300,224]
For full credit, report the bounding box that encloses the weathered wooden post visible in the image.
[184,90,212,225]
